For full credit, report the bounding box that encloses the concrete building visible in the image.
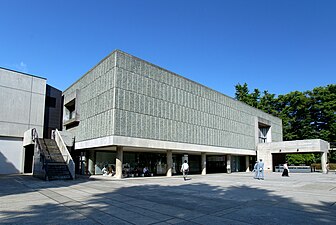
[0,67,62,174]
[1,51,329,177]
[63,50,286,177]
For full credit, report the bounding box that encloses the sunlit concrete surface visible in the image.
[0,172,335,225]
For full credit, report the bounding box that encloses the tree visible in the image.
[286,154,315,165]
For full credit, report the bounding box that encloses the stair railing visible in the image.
[32,128,48,180]
[53,129,75,179]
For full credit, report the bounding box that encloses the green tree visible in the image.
[286,154,315,165]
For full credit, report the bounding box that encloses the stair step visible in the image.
[38,138,72,180]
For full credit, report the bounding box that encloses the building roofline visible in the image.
[0,67,46,80]
[63,49,282,122]
[115,50,282,122]
[63,50,118,93]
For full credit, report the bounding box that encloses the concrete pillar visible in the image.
[226,155,231,174]
[245,156,250,172]
[321,151,328,174]
[88,150,95,175]
[115,146,123,179]
[201,152,206,175]
[166,150,173,177]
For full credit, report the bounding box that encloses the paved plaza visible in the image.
[0,172,335,225]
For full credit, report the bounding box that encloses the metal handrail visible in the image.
[32,128,49,180]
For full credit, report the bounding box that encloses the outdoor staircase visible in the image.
[39,138,72,180]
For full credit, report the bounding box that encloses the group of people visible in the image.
[253,159,265,180]
[102,165,115,176]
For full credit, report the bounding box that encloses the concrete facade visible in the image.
[63,51,282,148]
[0,68,46,174]
[63,50,283,176]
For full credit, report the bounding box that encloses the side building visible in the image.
[63,50,283,177]
[0,67,62,174]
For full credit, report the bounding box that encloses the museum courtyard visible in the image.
[0,172,335,225]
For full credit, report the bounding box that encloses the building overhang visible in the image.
[75,135,256,156]
[257,139,330,154]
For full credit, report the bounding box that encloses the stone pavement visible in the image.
[0,172,335,225]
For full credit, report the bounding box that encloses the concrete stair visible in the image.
[39,138,72,180]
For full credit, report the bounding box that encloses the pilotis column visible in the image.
[321,151,327,174]
[201,152,206,175]
[226,154,231,174]
[245,156,250,172]
[166,150,173,177]
[115,146,123,179]
[88,150,95,175]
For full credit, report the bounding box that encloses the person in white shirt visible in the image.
[257,159,264,180]
[102,166,108,176]
[282,161,289,177]
[181,160,189,180]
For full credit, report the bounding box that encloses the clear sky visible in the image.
[1,0,335,97]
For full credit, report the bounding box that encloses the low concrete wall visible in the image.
[257,139,329,172]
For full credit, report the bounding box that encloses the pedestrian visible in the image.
[257,159,264,180]
[253,161,259,179]
[282,161,289,177]
[181,160,189,181]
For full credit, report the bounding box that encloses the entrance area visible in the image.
[206,155,227,173]
[91,151,202,177]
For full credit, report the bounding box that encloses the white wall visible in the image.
[0,137,23,174]
[0,68,46,174]
[0,68,46,138]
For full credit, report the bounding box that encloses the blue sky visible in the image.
[1,0,335,97]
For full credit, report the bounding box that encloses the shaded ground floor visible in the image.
[72,147,257,178]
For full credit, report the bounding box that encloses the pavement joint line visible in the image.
[89,181,218,219]
[329,187,336,191]
[69,184,207,223]
[36,189,103,224]
[55,184,181,223]
[147,216,203,225]
[37,188,138,225]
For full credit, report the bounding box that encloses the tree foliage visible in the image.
[235,83,336,163]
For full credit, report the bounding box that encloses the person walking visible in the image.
[253,161,259,179]
[257,159,264,180]
[181,160,189,181]
[282,161,289,177]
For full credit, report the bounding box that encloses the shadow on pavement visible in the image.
[0,174,335,225]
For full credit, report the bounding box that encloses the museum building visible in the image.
[62,50,284,177]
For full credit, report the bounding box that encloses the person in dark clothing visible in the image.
[282,161,289,177]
